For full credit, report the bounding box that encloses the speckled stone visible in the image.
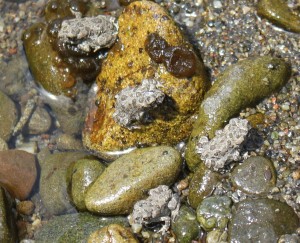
[85,146,182,215]
[231,156,277,196]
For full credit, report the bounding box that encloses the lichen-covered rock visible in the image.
[186,56,291,171]
[34,212,128,243]
[87,224,138,243]
[129,185,180,233]
[22,0,116,97]
[0,188,17,243]
[85,146,182,215]
[196,118,250,171]
[231,156,276,196]
[228,198,299,243]
[172,205,201,243]
[71,159,106,211]
[188,163,220,209]
[83,0,208,160]
[257,0,300,33]
[38,149,93,215]
[196,196,232,231]
[0,90,18,141]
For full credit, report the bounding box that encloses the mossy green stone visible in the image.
[0,188,17,243]
[172,205,201,243]
[188,163,220,209]
[186,56,291,171]
[38,150,94,215]
[257,0,300,33]
[85,146,182,215]
[71,159,106,211]
[229,198,299,243]
[34,212,128,243]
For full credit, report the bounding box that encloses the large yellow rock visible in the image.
[83,1,209,159]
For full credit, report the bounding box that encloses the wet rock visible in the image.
[38,149,92,215]
[196,196,232,231]
[172,205,201,243]
[34,212,128,243]
[85,146,182,215]
[231,156,277,196]
[22,0,115,97]
[186,56,291,171]
[56,133,84,151]
[87,224,138,243]
[27,106,52,135]
[257,0,300,33]
[83,0,209,160]
[188,163,220,209]
[0,90,18,141]
[0,188,17,243]
[229,198,299,243]
[196,118,250,171]
[0,150,37,200]
[206,230,228,243]
[71,158,106,211]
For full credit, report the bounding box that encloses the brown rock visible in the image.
[83,0,208,160]
[0,150,37,200]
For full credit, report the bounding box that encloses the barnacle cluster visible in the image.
[196,118,251,171]
[113,79,165,128]
[128,185,180,234]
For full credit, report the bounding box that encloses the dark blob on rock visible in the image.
[145,33,196,78]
